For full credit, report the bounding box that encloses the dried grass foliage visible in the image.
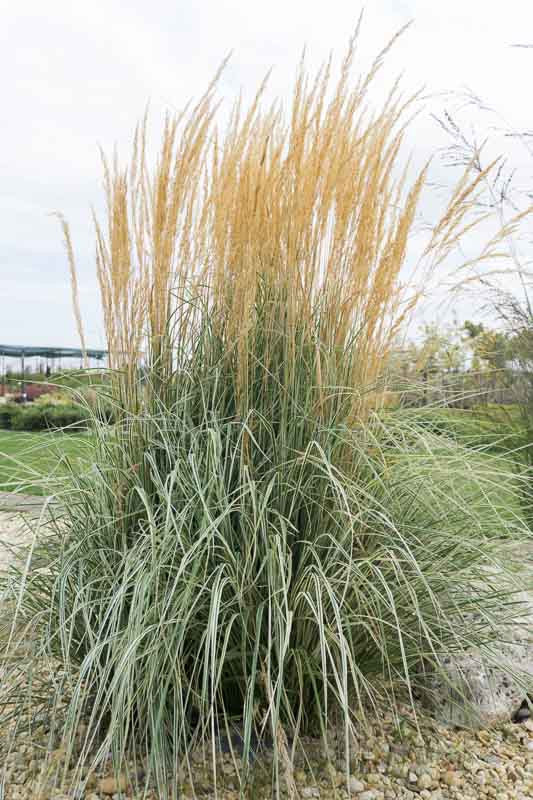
[71,32,506,412]
[55,212,88,367]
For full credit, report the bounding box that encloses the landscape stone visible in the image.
[348,776,366,792]
[418,772,433,790]
[97,775,129,795]
[426,583,533,727]
[358,791,384,800]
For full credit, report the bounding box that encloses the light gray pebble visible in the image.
[418,772,433,790]
[348,777,366,793]
[358,791,384,800]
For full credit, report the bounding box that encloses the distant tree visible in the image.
[400,319,513,377]
[463,320,484,340]
[419,322,467,372]
[476,329,511,370]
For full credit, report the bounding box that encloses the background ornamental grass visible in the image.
[2,32,532,798]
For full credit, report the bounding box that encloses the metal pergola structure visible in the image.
[0,345,107,360]
[0,344,107,399]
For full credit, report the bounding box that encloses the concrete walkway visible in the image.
[0,495,56,574]
[0,492,54,518]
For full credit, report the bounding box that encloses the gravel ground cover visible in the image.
[1,510,532,800]
[1,691,531,800]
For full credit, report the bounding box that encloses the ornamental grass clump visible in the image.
[2,31,532,799]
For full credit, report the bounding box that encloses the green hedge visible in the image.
[0,403,88,431]
[0,404,20,429]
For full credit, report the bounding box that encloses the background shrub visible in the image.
[0,404,19,429]
[8,403,87,431]
[47,404,87,430]
[10,405,47,431]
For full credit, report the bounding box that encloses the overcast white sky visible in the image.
[1,0,533,350]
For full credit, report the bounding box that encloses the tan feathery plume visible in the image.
[54,212,88,368]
